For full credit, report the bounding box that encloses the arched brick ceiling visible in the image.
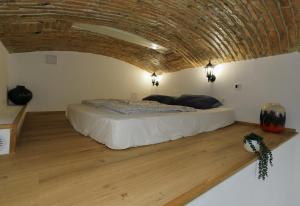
[0,0,299,72]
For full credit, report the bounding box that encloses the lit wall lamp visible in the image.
[151,72,159,86]
[205,60,216,83]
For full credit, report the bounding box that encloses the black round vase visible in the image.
[8,85,33,105]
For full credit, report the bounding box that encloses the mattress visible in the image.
[66,104,235,149]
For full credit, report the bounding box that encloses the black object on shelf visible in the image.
[8,85,33,105]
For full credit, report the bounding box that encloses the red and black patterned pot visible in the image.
[260,103,286,133]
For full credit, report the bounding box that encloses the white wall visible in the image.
[154,67,211,96]
[8,51,152,111]
[156,53,300,206]
[211,53,300,130]
[0,41,8,109]
[291,136,300,206]
[159,53,300,129]
[187,137,298,206]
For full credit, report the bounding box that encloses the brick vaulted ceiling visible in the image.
[0,0,299,72]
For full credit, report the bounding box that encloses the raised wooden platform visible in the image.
[0,112,296,206]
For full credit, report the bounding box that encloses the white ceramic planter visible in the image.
[244,140,260,152]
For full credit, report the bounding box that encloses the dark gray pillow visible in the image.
[174,95,222,109]
[142,95,176,105]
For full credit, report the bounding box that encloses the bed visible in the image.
[66,99,235,149]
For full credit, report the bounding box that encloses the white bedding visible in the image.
[67,103,235,149]
[82,99,196,114]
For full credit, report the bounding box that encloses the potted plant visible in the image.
[243,133,273,180]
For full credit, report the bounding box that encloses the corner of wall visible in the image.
[7,51,153,111]
[0,41,9,110]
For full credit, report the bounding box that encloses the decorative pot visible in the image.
[8,85,32,105]
[260,103,286,133]
[244,140,260,153]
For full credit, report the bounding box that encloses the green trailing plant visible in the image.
[243,133,273,180]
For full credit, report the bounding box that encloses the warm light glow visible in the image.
[157,74,163,82]
[150,43,160,50]
[143,71,162,86]
[213,64,224,76]
[205,66,214,75]
[72,23,168,53]
[143,71,152,82]
[204,60,216,83]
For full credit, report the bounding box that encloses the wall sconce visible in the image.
[151,72,159,86]
[205,60,216,83]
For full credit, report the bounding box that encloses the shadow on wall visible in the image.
[8,51,152,111]
[210,53,300,129]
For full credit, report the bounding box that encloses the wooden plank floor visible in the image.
[0,112,296,206]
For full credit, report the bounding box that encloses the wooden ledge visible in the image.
[10,105,27,153]
[0,105,27,153]
[166,124,297,206]
[235,121,297,133]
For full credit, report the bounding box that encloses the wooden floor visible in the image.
[0,112,296,206]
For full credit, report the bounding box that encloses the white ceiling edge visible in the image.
[72,23,168,53]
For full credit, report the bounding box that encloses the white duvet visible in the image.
[82,99,196,114]
[67,102,235,149]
